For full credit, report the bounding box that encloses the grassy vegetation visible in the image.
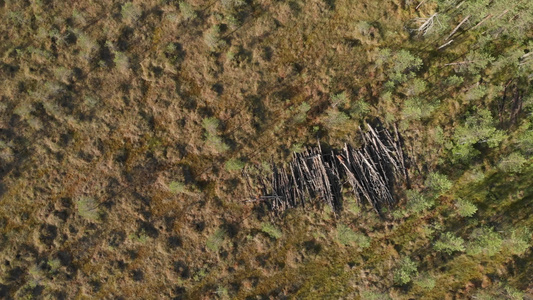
[0,0,531,298]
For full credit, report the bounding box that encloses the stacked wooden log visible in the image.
[254,122,409,215]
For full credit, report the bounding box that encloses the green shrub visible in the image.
[121,2,141,24]
[455,198,477,217]
[345,197,361,215]
[407,78,427,96]
[402,98,423,121]
[202,117,221,134]
[47,259,61,272]
[204,25,225,51]
[414,274,436,290]
[225,158,245,172]
[221,0,245,10]
[357,21,372,35]
[360,290,392,300]
[445,75,464,86]
[350,99,371,117]
[506,227,531,255]
[129,230,149,243]
[293,102,311,123]
[390,50,423,82]
[206,134,230,153]
[330,92,347,107]
[393,257,418,285]
[452,109,506,162]
[261,222,282,239]
[460,51,495,74]
[498,152,528,173]
[505,285,525,300]
[465,85,487,101]
[179,1,196,20]
[76,197,100,221]
[324,108,350,129]
[168,181,186,194]
[516,130,533,155]
[207,228,227,252]
[466,227,503,256]
[113,51,129,72]
[405,189,434,214]
[202,117,229,153]
[337,224,370,248]
[434,232,465,254]
[425,172,452,196]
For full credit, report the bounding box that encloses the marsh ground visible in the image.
[0,0,532,298]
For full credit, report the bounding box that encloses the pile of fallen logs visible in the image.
[249,122,409,215]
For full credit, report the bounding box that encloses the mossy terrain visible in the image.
[0,0,532,298]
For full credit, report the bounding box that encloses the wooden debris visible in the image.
[252,122,409,215]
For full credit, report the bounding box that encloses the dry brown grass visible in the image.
[1,0,531,298]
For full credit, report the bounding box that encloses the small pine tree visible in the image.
[455,198,478,217]
[434,232,465,254]
[425,172,452,196]
[405,189,434,214]
[393,257,418,285]
[497,152,528,173]
[466,227,503,257]
[506,227,531,255]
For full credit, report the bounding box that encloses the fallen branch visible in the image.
[446,15,470,40]
[437,39,454,50]
[416,0,428,10]
[470,14,492,31]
